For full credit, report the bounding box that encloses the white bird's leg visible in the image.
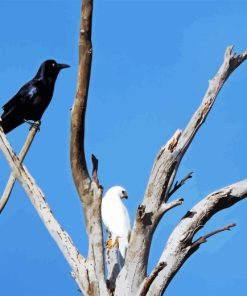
[106,236,119,249]
[106,230,113,249]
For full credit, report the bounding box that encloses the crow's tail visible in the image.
[0,113,23,134]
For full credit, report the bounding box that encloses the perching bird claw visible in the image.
[24,120,41,132]
[106,238,119,249]
[31,121,41,132]
[106,239,114,249]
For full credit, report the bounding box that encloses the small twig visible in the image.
[139,262,167,296]
[157,198,184,218]
[0,121,40,214]
[191,223,236,249]
[168,171,193,198]
[91,154,100,187]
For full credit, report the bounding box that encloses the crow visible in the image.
[0,59,70,133]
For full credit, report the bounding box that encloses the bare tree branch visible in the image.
[0,127,89,294]
[70,0,107,294]
[0,121,40,214]
[166,47,247,200]
[190,222,236,250]
[70,0,92,197]
[116,46,247,295]
[156,198,184,218]
[146,180,247,296]
[168,171,193,199]
[115,130,181,294]
[139,262,167,296]
[176,46,247,153]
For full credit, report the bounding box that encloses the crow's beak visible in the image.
[57,63,70,70]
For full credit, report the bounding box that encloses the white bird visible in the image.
[101,186,131,260]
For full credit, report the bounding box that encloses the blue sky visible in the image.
[0,0,247,295]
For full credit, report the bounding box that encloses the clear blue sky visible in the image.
[0,0,247,295]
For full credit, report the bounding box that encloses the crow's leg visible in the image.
[24,120,41,131]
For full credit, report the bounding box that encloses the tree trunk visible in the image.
[0,1,247,295]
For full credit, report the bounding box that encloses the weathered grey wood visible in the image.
[146,180,247,296]
[0,126,89,294]
[115,47,247,296]
[0,121,40,214]
[1,0,247,293]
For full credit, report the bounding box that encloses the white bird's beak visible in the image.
[121,190,128,199]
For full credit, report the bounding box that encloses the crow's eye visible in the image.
[52,63,55,67]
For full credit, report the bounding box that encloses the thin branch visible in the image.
[191,223,236,250]
[168,171,193,199]
[156,198,184,218]
[0,126,89,294]
[91,154,100,187]
[0,121,40,214]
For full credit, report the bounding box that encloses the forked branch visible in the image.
[0,126,89,294]
[146,180,247,296]
[191,223,236,250]
[116,46,247,295]
[0,121,40,214]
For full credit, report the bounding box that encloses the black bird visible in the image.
[0,59,70,133]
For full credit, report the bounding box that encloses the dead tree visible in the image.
[1,0,247,295]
